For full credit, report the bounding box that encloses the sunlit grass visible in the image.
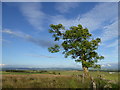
[2,70,119,88]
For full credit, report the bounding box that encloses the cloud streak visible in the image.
[51,3,118,47]
[101,62,118,70]
[20,2,117,33]
[106,40,118,48]
[20,2,117,42]
[20,3,48,31]
[26,54,56,58]
[19,2,117,48]
[55,2,79,13]
[101,20,118,42]
[0,64,6,66]
[52,3,117,31]
[2,29,54,48]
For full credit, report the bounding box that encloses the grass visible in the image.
[2,74,90,88]
[1,70,119,88]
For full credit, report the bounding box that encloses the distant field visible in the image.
[1,70,119,88]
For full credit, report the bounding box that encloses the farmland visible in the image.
[1,70,119,88]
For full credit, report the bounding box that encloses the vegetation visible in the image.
[1,24,118,89]
[48,24,104,77]
[1,70,119,88]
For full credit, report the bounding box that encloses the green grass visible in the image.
[2,74,90,88]
[1,70,49,75]
[2,70,53,74]
[1,70,119,81]
[1,70,119,88]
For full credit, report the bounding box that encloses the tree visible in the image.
[48,24,104,78]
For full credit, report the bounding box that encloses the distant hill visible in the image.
[1,64,119,71]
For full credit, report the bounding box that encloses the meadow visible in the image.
[1,70,119,88]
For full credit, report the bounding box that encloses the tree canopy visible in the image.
[48,24,104,69]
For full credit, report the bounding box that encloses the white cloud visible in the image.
[2,29,55,47]
[0,64,6,66]
[26,54,56,58]
[106,40,118,48]
[101,20,118,42]
[101,63,115,68]
[51,15,77,29]
[19,2,117,40]
[2,29,31,38]
[101,65,105,67]
[107,64,111,67]
[52,3,118,50]
[55,2,79,13]
[0,38,11,44]
[20,3,47,31]
[52,3,117,32]
[16,2,118,48]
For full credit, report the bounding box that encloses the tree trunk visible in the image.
[82,66,89,78]
[82,66,96,89]
[82,66,88,83]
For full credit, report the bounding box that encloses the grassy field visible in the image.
[1,70,119,88]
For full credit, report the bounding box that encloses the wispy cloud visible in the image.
[20,3,48,31]
[20,2,117,44]
[101,62,118,70]
[101,64,111,67]
[0,38,11,44]
[55,2,79,13]
[0,64,6,66]
[51,3,118,48]
[26,54,56,58]
[2,29,30,38]
[106,40,118,48]
[80,3,117,31]
[101,20,118,42]
[2,29,54,47]
[18,2,118,48]
[52,3,117,32]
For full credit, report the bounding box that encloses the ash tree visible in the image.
[48,24,104,77]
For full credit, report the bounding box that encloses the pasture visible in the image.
[1,70,119,88]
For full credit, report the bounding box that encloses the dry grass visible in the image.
[2,70,119,88]
[2,74,92,88]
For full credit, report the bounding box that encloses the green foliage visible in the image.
[48,24,104,69]
[48,44,60,53]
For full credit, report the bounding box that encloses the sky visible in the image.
[1,2,118,69]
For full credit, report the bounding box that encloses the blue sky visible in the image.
[1,2,118,69]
